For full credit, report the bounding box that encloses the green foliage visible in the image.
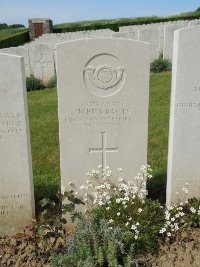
[0,23,25,31]
[51,215,139,267]
[0,29,29,48]
[26,75,45,92]
[53,12,200,33]
[47,75,57,88]
[150,57,172,73]
[92,198,165,254]
[32,190,84,252]
[183,198,200,227]
[0,23,8,30]
[195,7,200,12]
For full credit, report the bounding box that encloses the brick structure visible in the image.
[29,18,53,41]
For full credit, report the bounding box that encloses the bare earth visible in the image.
[0,227,200,267]
[140,228,200,267]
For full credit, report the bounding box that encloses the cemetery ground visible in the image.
[1,72,200,266]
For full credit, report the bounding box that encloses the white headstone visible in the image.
[163,23,188,60]
[29,43,55,83]
[0,53,35,235]
[0,47,31,77]
[138,27,160,61]
[56,38,150,194]
[167,26,200,205]
[112,31,139,40]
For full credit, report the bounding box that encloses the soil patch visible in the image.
[1,227,200,266]
[140,228,200,267]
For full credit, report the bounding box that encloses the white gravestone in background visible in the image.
[167,26,200,205]
[30,43,55,84]
[56,38,150,193]
[112,31,139,40]
[0,47,31,77]
[0,53,35,236]
[163,23,188,60]
[138,27,160,61]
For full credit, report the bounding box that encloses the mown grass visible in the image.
[0,28,26,40]
[28,72,171,201]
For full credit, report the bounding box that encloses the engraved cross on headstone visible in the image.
[89,132,118,170]
[35,53,53,79]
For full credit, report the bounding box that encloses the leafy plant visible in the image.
[150,57,172,73]
[51,215,139,267]
[29,190,84,253]
[26,75,45,91]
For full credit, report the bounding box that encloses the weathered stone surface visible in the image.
[167,26,200,204]
[0,53,35,235]
[112,31,139,40]
[163,22,188,60]
[56,38,150,193]
[0,47,31,77]
[29,43,55,83]
[138,27,160,61]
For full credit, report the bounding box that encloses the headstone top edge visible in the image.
[56,37,150,49]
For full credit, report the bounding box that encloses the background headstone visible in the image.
[0,53,34,236]
[163,22,188,60]
[167,26,200,204]
[29,43,55,84]
[56,38,150,193]
[138,27,160,61]
[0,47,31,77]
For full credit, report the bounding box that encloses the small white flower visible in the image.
[190,207,196,214]
[131,225,137,230]
[106,207,110,211]
[109,219,114,223]
[134,235,138,240]
[117,212,120,216]
[138,208,142,213]
[167,232,171,237]
[117,168,122,172]
[159,227,166,234]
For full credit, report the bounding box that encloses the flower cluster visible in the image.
[78,165,152,239]
[159,205,185,237]
[80,165,152,207]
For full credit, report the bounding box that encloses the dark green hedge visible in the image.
[0,30,29,49]
[53,12,200,33]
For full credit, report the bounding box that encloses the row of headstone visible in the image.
[1,24,200,236]
[0,44,56,84]
[0,19,200,84]
[0,36,150,235]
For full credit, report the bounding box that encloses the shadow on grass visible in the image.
[147,172,167,205]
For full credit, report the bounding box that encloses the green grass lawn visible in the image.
[0,28,27,40]
[28,72,171,201]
